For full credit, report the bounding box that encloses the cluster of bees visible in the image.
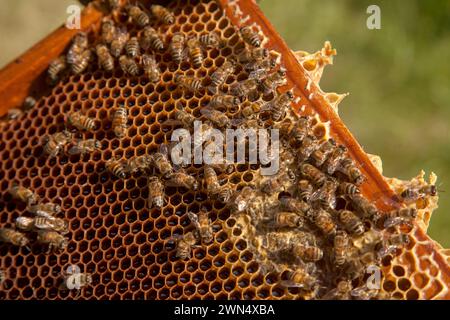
[0,184,68,253]
[0,0,439,299]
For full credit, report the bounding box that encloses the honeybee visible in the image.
[209,94,240,110]
[350,194,378,219]
[151,144,174,178]
[266,211,304,229]
[321,280,352,300]
[142,54,160,83]
[281,267,316,290]
[208,60,236,93]
[28,202,62,219]
[175,74,203,93]
[68,139,101,156]
[96,44,114,72]
[260,172,292,194]
[377,233,410,260]
[247,58,277,79]
[148,176,165,209]
[231,78,260,100]
[140,26,164,51]
[125,155,153,175]
[199,32,221,48]
[237,47,269,64]
[9,183,39,206]
[127,5,149,27]
[288,116,312,146]
[323,145,347,175]
[106,157,127,179]
[314,210,337,237]
[110,27,129,58]
[338,182,360,196]
[125,36,140,57]
[338,210,365,236]
[240,100,263,119]
[4,108,22,121]
[310,180,337,209]
[71,49,92,75]
[376,207,417,229]
[37,230,68,253]
[293,243,323,262]
[112,105,128,138]
[210,162,234,174]
[200,107,233,128]
[297,179,313,202]
[165,169,199,190]
[23,96,36,110]
[300,163,327,187]
[232,186,255,212]
[239,26,261,47]
[188,210,213,244]
[150,4,175,25]
[217,185,234,203]
[100,17,115,44]
[204,165,221,196]
[0,269,5,285]
[298,135,320,162]
[259,69,287,95]
[61,268,92,293]
[173,232,197,260]
[186,37,203,68]
[0,228,29,248]
[67,111,96,131]
[311,139,336,167]
[169,33,186,64]
[48,55,67,84]
[333,230,349,266]
[262,90,294,122]
[165,106,196,129]
[279,197,312,218]
[339,158,365,185]
[400,185,437,203]
[43,130,73,158]
[16,216,69,235]
[119,55,139,76]
[67,32,88,65]
[351,284,379,300]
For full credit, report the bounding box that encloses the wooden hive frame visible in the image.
[0,0,448,299]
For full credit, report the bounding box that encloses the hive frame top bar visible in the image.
[0,4,104,116]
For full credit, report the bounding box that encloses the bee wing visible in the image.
[279,280,308,289]
[187,212,199,225]
[350,286,376,300]
[259,101,273,112]
[308,189,323,203]
[68,142,83,155]
[230,118,244,127]
[200,107,214,118]
[383,217,412,229]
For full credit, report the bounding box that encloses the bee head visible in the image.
[286,91,294,99]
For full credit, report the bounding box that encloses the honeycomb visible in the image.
[0,0,449,300]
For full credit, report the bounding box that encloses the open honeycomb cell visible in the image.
[0,0,449,300]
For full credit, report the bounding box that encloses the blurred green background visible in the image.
[0,0,449,246]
